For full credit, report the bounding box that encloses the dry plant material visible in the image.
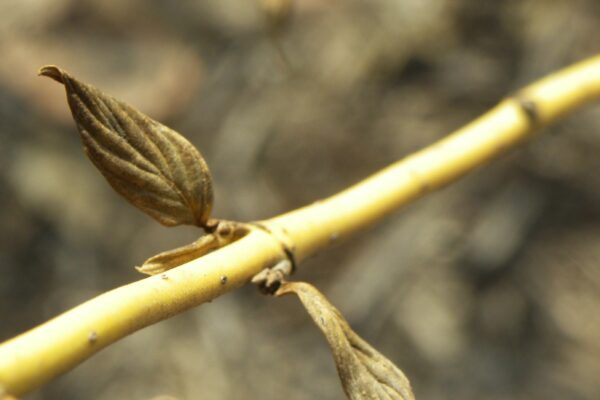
[251,259,294,293]
[38,65,214,228]
[137,220,249,275]
[38,65,233,274]
[276,282,415,400]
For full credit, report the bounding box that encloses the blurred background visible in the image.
[1,0,600,399]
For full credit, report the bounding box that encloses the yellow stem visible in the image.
[1,55,600,396]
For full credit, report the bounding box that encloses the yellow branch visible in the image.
[1,55,600,397]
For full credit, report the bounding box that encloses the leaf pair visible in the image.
[276,282,415,400]
[39,65,213,228]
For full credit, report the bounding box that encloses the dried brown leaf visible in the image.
[38,65,213,227]
[137,221,250,275]
[136,234,218,275]
[276,282,415,400]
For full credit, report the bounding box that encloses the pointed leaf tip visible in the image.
[38,65,66,83]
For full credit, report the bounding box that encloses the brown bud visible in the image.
[39,65,213,228]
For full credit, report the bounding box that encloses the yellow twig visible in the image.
[1,55,600,396]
